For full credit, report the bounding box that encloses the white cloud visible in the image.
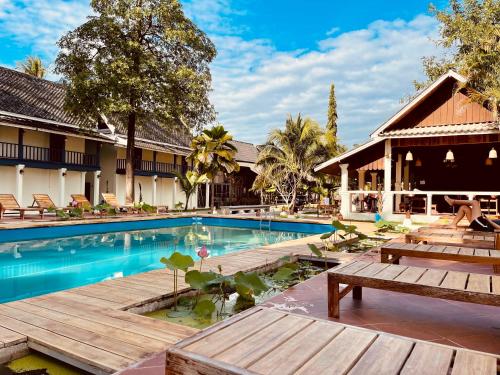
[210,14,441,146]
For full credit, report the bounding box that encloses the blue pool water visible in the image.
[0,217,331,303]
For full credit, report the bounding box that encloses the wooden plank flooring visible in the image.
[165,307,500,375]
[0,241,318,373]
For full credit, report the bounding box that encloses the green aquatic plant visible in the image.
[160,252,194,312]
[307,243,328,270]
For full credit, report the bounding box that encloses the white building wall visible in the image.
[135,175,153,204]
[64,171,85,206]
[22,168,59,207]
[157,178,174,208]
[99,144,117,203]
[0,166,17,196]
[0,125,18,143]
[24,130,49,148]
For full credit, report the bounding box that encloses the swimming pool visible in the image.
[0,217,331,303]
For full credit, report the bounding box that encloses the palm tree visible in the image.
[255,114,328,213]
[175,171,208,211]
[188,125,240,210]
[17,56,46,78]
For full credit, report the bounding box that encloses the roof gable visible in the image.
[371,70,488,137]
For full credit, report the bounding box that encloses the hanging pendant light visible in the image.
[415,158,422,167]
[405,151,413,161]
[445,149,454,162]
[489,147,497,159]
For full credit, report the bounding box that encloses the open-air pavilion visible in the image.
[315,70,500,222]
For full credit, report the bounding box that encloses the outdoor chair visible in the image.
[101,193,139,213]
[71,194,93,212]
[0,194,43,220]
[32,194,71,216]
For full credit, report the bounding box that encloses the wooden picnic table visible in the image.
[166,306,499,375]
[327,260,500,319]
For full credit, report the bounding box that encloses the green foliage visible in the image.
[93,203,117,215]
[135,202,156,213]
[253,114,331,212]
[17,56,46,78]
[160,252,194,272]
[375,220,410,234]
[233,271,269,301]
[307,243,323,258]
[192,299,216,318]
[185,270,218,290]
[415,0,499,119]
[272,267,296,281]
[55,0,217,202]
[326,83,338,135]
[175,171,209,210]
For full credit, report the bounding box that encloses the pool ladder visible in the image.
[259,210,272,231]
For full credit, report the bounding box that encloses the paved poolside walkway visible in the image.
[0,235,355,374]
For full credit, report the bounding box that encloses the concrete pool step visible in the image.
[0,235,338,373]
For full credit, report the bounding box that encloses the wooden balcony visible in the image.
[116,158,189,177]
[0,141,99,170]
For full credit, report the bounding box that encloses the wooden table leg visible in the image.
[381,251,389,263]
[328,274,340,319]
[353,286,362,300]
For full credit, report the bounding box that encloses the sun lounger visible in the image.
[0,194,43,220]
[32,194,71,215]
[70,194,93,211]
[405,230,497,249]
[327,260,499,319]
[101,193,138,213]
[381,242,500,273]
[166,306,499,375]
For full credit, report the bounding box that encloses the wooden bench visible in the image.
[101,193,138,213]
[381,242,500,273]
[32,193,71,214]
[0,194,43,220]
[166,306,499,375]
[327,260,499,319]
[405,231,497,249]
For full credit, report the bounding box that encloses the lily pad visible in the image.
[193,300,216,317]
[160,252,194,272]
[234,271,269,298]
[308,243,323,258]
[272,267,296,281]
[185,270,218,290]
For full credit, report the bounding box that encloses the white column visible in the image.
[59,168,67,207]
[80,172,86,194]
[172,177,177,209]
[93,170,101,205]
[193,186,199,209]
[339,163,349,217]
[205,182,210,208]
[152,175,157,206]
[426,193,433,216]
[15,164,25,205]
[395,153,402,209]
[382,139,393,215]
[358,170,366,190]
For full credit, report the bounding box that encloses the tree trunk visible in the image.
[290,185,298,214]
[184,192,191,211]
[211,181,215,211]
[125,112,136,205]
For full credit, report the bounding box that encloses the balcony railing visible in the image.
[116,159,189,175]
[0,141,99,168]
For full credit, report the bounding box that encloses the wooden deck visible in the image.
[0,239,325,373]
[405,231,496,248]
[165,306,500,375]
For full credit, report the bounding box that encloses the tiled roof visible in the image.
[0,66,191,148]
[230,140,259,163]
[0,66,88,127]
[380,122,499,137]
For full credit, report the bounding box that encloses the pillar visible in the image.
[172,177,178,209]
[358,169,366,212]
[205,182,210,208]
[59,168,67,207]
[93,170,101,205]
[15,164,25,205]
[382,139,393,215]
[339,163,349,217]
[395,153,402,209]
[370,172,378,190]
[80,172,86,195]
[152,175,157,206]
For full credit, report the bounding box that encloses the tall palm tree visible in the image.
[175,171,208,211]
[17,56,46,78]
[255,114,328,213]
[188,125,240,210]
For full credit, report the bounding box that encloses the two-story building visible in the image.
[0,66,195,210]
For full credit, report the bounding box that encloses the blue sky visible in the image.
[0,0,448,145]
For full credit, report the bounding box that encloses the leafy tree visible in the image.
[326,83,338,135]
[254,115,328,213]
[175,170,208,211]
[416,0,499,119]
[188,125,240,209]
[55,0,216,204]
[17,56,46,78]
